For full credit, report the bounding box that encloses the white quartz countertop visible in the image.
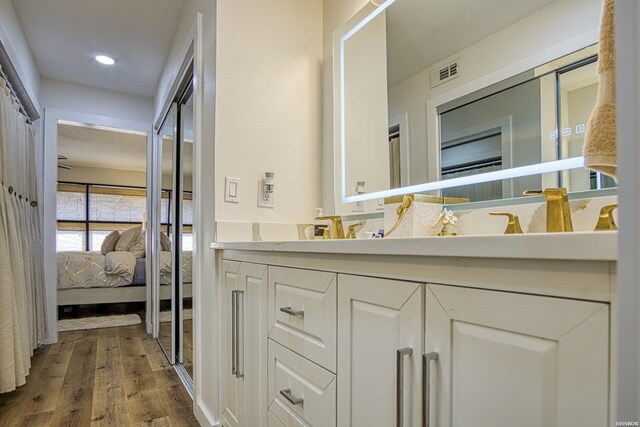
[210,231,617,261]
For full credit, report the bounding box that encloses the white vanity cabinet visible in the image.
[425,284,609,427]
[335,277,610,427]
[215,236,615,427]
[221,261,268,427]
[337,274,423,426]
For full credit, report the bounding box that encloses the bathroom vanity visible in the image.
[205,0,621,425]
[212,233,616,427]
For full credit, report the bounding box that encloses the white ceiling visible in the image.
[385,0,556,86]
[58,123,193,176]
[12,0,186,97]
[58,123,148,171]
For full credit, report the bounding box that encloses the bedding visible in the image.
[159,250,193,285]
[132,258,146,285]
[57,251,135,289]
[57,250,193,289]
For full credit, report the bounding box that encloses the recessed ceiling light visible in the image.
[95,55,116,65]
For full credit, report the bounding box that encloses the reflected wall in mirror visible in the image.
[440,52,614,202]
[336,0,609,213]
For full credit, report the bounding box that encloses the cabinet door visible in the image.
[425,284,609,427]
[241,263,269,427]
[337,275,423,427]
[221,261,268,427]
[221,261,241,427]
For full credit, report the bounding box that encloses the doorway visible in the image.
[43,110,154,342]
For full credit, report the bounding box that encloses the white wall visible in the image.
[41,78,153,123]
[0,0,40,111]
[214,0,322,226]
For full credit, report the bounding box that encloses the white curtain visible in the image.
[0,70,47,393]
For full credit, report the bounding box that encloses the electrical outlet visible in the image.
[257,179,275,208]
[225,177,240,203]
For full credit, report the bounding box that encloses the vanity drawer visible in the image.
[268,266,337,371]
[268,340,336,427]
[268,411,286,427]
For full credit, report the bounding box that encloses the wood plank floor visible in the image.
[0,323,199,427]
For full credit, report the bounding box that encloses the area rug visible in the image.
[58,314,142,332]
[159,309,192,323]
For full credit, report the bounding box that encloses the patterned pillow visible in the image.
[101,230,121,255]
[129,231,146,258]
[115,226,141,251]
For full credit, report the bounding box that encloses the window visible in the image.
[56,182,193,252]
[56,183,148,252]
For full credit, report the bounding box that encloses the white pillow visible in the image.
[115,226,141,252]
[129,231,146,258]
[100,230,120,255]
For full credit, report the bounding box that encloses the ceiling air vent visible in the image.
[430,58,461,88]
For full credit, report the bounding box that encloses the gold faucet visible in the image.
[489,212,523,234]
[346,222,364,239]
[523,188,573,232]
[594,203,618,231]
[315,216,345,239]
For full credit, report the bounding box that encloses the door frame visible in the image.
[43,108,153,343]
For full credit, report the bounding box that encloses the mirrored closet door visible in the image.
[157,103,176,364]
[153,65,194,385]
[180,89,194,379]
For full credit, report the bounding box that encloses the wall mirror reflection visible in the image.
[336,0,614,213]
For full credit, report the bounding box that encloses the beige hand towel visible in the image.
[583,0,617,180]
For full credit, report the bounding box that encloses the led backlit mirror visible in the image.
[335,0,612,214]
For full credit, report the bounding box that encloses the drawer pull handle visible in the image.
[231,290,237,376]
[280,388,304,406]
[422,351,439,427]
[397,347,413,427]
[280,306,304,318]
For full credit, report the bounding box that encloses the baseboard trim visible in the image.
[195,400,219,427]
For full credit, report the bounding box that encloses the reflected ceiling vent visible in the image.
[430,58,461,88]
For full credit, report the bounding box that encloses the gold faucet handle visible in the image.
[523,188,568,197]
[316,225,330,239]
[346,222,364,239]
[315,216,345,239]
[594,203,618,231]
[489,212,524,234]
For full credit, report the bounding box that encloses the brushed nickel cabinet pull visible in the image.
[231,290,237,376]
[280,306,304,318]
[397,347,413,426]
[280,388,304,406]
[235,290,245,378]
[422,351,439,427]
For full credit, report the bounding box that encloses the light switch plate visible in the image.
[225,177,240,203]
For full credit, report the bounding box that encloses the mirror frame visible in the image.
[334,0,600,210]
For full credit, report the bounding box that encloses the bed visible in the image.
[57,250,193,305]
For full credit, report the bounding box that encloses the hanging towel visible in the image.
[583,0,617,180]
